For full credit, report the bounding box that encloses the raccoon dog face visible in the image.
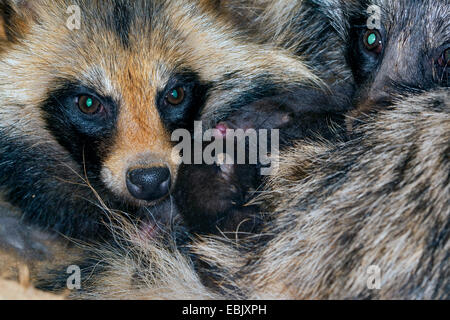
[0,0,315,238]
[348,0,449,110]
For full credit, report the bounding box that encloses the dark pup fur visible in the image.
[174,85,353,236]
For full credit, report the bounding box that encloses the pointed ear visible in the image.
[0,0,36,43]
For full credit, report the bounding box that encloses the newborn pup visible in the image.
[174,84,353,236]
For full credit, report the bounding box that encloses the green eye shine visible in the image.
[78,95,101,114]
[166,87,185,105]
[85,97,94,108]
[367,33,377,46]
[363,29,382,53]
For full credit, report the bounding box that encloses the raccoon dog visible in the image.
[194,0,450,299]
[0,0,320,240]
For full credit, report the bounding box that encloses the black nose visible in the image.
[126,167,171,201]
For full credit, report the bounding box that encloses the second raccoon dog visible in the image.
[203,0,449,233]
[0,0,317,240]
[198,0,450,299]
[346,0,449,114]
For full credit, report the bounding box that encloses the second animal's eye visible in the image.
[363,29,383,54]
[166,87,185,105]
[78,95,102,115]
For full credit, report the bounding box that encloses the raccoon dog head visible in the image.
[347,0,449,110]
[0,0,315,238]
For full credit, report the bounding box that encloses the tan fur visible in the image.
[0,278,64,300]
[0,15,6,41]
[71,233,221,300]
[0,0,318,200]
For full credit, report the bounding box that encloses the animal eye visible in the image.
[363,29,383,54]
[166,87,185,105]
[78,95,102,115]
